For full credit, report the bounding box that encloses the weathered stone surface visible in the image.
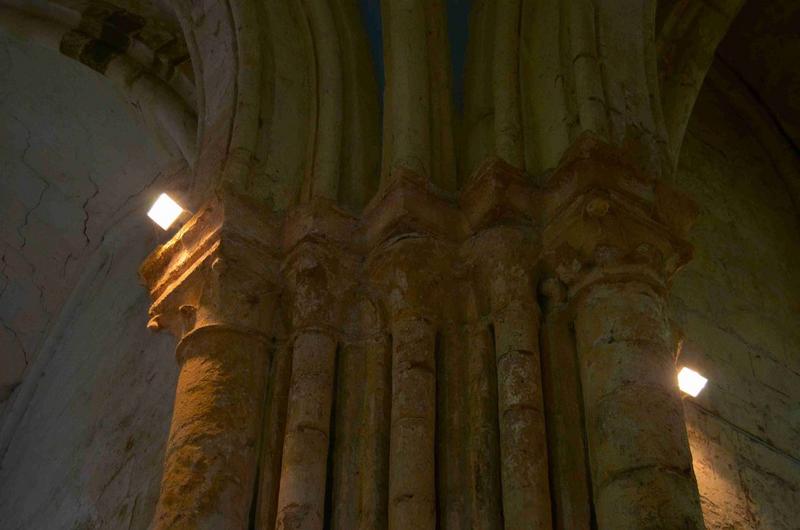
[1,2,799,529]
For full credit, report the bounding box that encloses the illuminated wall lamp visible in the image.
[147,193,185,230]
[678,367,708,398]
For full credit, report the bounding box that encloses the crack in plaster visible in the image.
[14,128,50,251]
[97,169,163,248]
[0,253,8,300]
[0,317,29,366]
[62,253,76,278]
[82,173,101,246]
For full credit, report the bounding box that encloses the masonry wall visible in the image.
[0,68,797,529]
[671,66,800,529]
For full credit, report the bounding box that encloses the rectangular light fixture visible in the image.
[678,367,707,397]
[148,193,184,230]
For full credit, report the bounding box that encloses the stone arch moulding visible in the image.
[656,0,746,170]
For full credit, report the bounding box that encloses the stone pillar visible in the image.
[357,333,392,530]
[275,242,341,530]
[140,200,279,530]
[369,236,446,530]
[275,330,336,530]
[388,314,437,530]
[539,278,592,530]
[464,323,503,530]
[542,137,704,529]
[459,159,553,529]
[574,280,703,528]
[155,318,269,529]
[475,226,552,530]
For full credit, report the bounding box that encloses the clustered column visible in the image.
[141,146,707,530]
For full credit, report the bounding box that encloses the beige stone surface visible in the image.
[671,68,800,530]
[0,1,798,529]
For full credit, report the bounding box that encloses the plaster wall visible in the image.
[0,31,182,530]
[0,32,178,399]
[0,224,178,529]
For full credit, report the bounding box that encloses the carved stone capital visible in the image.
[282,241,353,333]
[361,166,467,248]
[462,225,541,313]
[541,136,697,297]
[277,198,360,334]
[367,234,453,323]
[139,193,280,342]
[459,157,539,231]
[282,197,359,253]
[357,167,461,322]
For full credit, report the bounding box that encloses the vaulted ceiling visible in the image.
[717,0,800,155]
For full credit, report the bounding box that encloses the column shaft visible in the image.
[438,328,468,528]
[275,330,337,530]
[388,316,437,530]
[358,335,392,529]
[330,341,364,530]
[573,281,704,529]
[255,342,292,530]
[466,324,503,530]
[540,299,592,530]
[492,301,552,529]
[152,328,268,530]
